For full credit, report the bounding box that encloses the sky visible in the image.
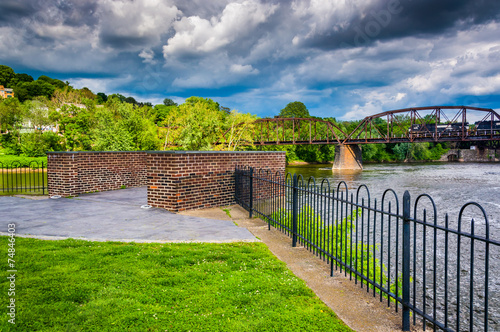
[1,0,499,120]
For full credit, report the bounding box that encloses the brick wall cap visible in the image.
[147,150,286,154]
[47,150,285,155]
[47,151,149,154]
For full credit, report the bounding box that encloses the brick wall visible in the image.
[47,152,148,196]
[147,151,286,212]
[47,153,81,197]
[47,151,286,212]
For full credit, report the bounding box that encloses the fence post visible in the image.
[292,173,298,247]
[402,190,411,331]
[42,162,46,195]
[249,167,254,218]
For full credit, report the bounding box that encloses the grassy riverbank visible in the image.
[0,237,352,331]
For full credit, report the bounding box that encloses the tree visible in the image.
[15,80,56,101]
[154,104,178,125]
[97,92,108,104]
[0,98,24,132]
[37,75,67,90]
[51,87,81,107]
[80,87,96,100]
[92,109,134,151]
[108,94,127,103]
[279,101,310,118]
[163,98,177,106]
[24,98,53,130]
[11,73,34,86]
[0,65,16,87]
[215,110,256,151]
[177,97,227,150]
[55,104,95,151]
[124,96,137,105]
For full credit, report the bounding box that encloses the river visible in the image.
[284,162,500,331]
[286,162,500,230]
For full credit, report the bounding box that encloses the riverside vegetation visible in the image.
[0,64,453,165]
[266,205,405,302]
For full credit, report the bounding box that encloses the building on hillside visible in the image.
[0,85,14,99]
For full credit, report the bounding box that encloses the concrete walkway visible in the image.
[180,205,421,332]
[0,187,258,243]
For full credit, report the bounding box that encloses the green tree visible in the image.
[177,97,227,150]
[0,65,15,87]
[15,81,56,101]
[97,98,159,151]
[0,98,24,132]
[92,109,134,151]
[53,104,95,151]
[392,143,410,161]
[24,98,53,130]
[11,73,34,86]
[215,110,257,151]
[153,104,178,125]
[362,144,393,162]
[163,98,177,106]
[96,92,108,104]
[124,96,137,105]
[37,75,67,90]
[279,101,310,118]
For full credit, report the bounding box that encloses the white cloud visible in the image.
[68,75,135,94]
[230,64,259,75]
[139,49,157,64]
[163,0,278,57]
[98,0,180,49]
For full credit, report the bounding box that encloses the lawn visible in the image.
[0,155,47,168]
[0,237,352,332]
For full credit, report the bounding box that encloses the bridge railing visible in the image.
[235,165,500,331]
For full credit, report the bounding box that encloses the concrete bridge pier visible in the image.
[333,144,363,170]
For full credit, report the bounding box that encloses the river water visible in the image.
[284,162,500,331]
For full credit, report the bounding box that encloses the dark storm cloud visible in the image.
[99,35,153,49]
[0,0,38,26]
[301,0,500,50]
[0,0,98,28]
[54,0,99,27]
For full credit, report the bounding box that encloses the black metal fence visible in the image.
[235,166,500,331]
[0,161,47,195]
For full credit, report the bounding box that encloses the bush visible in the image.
[4,131,63,157]
[0,132,22,155]
[0,155,47,168]
[20,132,46,157]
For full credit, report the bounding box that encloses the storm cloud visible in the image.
[0,0,498,118]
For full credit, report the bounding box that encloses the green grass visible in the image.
[0,237,352,332]
[0,155,48,168]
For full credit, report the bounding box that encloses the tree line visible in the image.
[0,64,450,163]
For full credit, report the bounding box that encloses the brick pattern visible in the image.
[147,152,286,212]
[47,153,81,197]
[47,152,148,197]
[47,151,285,211]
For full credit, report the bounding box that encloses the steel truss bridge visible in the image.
[217,106,500,147]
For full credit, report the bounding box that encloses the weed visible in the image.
[222,208,232,218]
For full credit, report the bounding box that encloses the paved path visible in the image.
[0,187,258,243]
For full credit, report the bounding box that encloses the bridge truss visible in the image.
[217,106,500,147]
